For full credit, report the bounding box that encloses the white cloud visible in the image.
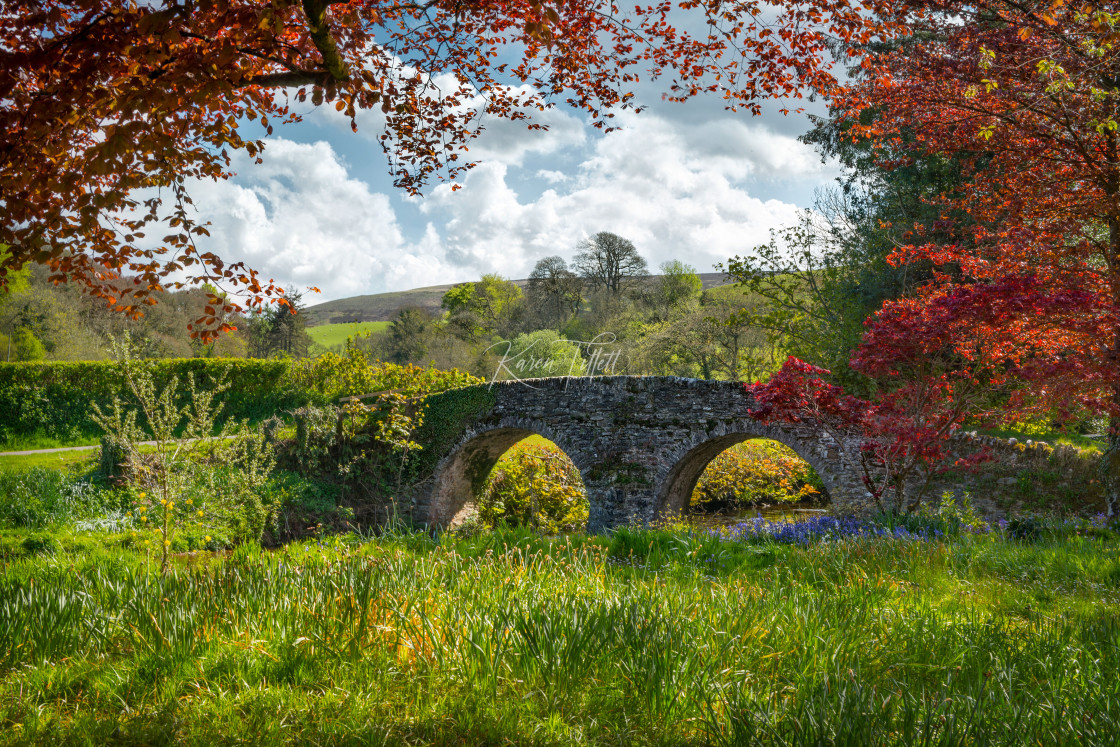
[418,111,817,277]
[305,78,587,168]
[188,139,465,299]
[188,106,834,301]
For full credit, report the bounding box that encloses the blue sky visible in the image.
[186,81,839,303]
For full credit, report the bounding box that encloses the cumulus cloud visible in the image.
[187,139,464,300]
[418,111,823,278]
[305,78,588,171]
[188,105,834,301]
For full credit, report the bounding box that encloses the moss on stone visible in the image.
[409,385,497,482]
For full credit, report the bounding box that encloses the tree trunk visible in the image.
[1105,418,1120,518]
[1105,211,1120,517]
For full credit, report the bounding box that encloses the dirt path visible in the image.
[0,445,101,456]
[0,440,178,457]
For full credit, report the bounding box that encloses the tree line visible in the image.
[0,254,312,362]
[348,231,781,383]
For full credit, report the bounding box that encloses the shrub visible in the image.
[875,491,990,538]
[286,347,481,402]
[93,339,277,572]
[260,473,346,541]
[20,533,59,556]
[479,440,588,532]
[1006,515,1047,541]
[0,467,116,529]
[0,358,298,447]
[692,440,823,508]
[997,513,1117,542]
[270,353,484,488]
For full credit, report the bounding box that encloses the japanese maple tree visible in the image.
[840,2,1120,513]
[0,0,900,337]
[748,352,987,513]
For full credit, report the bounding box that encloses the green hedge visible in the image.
[0,359,311,445]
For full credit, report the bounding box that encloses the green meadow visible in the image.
[1,521,1118,745]
[308,322,390,351]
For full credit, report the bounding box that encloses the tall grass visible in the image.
[0,526,1118,744]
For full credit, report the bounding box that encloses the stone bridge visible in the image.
[409,376,873,532]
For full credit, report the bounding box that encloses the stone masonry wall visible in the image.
[410,376,876,532]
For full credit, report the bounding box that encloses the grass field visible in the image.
[307,321,390,351]
[0,520,1118,744]
[1,415,1116,743]
[0,448,97,471]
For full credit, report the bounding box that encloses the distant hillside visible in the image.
[304,272,734,325]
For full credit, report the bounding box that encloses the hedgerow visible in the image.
[0,350,482,449]
[0,359,298,445]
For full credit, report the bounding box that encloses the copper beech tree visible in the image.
[0,0,899,336]
[833,2,1120,513]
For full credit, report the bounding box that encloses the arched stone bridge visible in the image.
[410,376,872,532]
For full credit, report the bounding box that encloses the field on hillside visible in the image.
[307,321,389,351]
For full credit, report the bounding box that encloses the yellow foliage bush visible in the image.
[691,440,822,507]
[479,439,588,532]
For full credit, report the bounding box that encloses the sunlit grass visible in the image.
[307,321,390,352]
[0,526,1117,744]
[0,434,101,455]
[0,448,98,471]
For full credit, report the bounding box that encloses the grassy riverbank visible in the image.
[1,522,1118,745]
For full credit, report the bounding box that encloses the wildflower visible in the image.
[197,510,204,518]
[138,492,146,498]
[165,540,171,547]
[186,499,193,505]
[204,536,211,543]
[160,499,167,505]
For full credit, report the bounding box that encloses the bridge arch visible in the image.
[654,425,841,520]
[424,420,587,529]
[409,376,875,531]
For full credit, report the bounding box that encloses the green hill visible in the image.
[304,272,734,325]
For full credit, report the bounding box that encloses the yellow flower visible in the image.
[138,492,146,498]
[186,499,193,505]
[204,536,211,543]
[160,499,167,505]
[164,540,171,547]
[197,510,204,518]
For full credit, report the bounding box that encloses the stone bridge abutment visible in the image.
[411,376,872,532]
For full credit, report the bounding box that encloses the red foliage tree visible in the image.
[841,2,1120,513]
[0,0,900,337]
[748,357,986,513]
